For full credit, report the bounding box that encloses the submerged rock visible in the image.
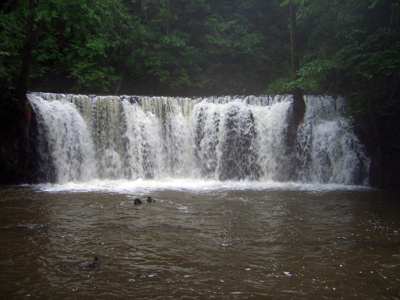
[0,222,50,231]
[13,197,35,202]
[17,223,51,230]
[78,257,101,270]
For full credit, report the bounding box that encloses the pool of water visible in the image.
[1,181,399,299]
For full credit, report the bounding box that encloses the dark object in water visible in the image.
[17,222,51,230]
[134,198,142,205]
[0,222,51,231]
[147,196,155,203]
[13,197,34,202]
[79,257,101,270]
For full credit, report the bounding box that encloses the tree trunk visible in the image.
[16,0,37,105]
[166,0,171,35]
[115,68,126,95]
[281,2,307,181]
[289,3,305,127]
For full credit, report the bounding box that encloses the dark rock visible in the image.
[0,89,56,184]
[17,222,51,230]
[79,257,101,270]
[13,197,34,202]
[134,198,142,205]
[0,222,50,231]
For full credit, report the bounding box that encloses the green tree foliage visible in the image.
[269,0,400,189]
[1,0,133,93]
[0,0,30,88]
[0,0,288,95]
[2,0,397,99]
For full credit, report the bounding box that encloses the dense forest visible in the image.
[1,0,400,190]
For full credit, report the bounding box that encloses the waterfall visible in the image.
[27,93,370,185]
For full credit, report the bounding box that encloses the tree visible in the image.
[288,1,306,127]
[16,0,37,104]
[1,0,132,94]
[271,0,400,189]
[1,0,290,96]
[336,0,400,189]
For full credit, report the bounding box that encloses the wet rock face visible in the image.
[218,104,261,181]
[30,109,57,183]
[194,107,220,178]
[0,89,55,184]
[0,90,25,184]
[194,103,261,181]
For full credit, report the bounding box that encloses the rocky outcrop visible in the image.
[0,89,50,184]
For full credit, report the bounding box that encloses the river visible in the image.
[1,181,399,299]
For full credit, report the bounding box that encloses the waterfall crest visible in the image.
[28,93,370,185]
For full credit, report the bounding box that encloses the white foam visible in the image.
[31,178,370,194]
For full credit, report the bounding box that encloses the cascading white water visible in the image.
[28,93,370,185]
[29,95,97,183]
[296,96,370,185]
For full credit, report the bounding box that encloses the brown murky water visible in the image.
[1,184,400,299]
